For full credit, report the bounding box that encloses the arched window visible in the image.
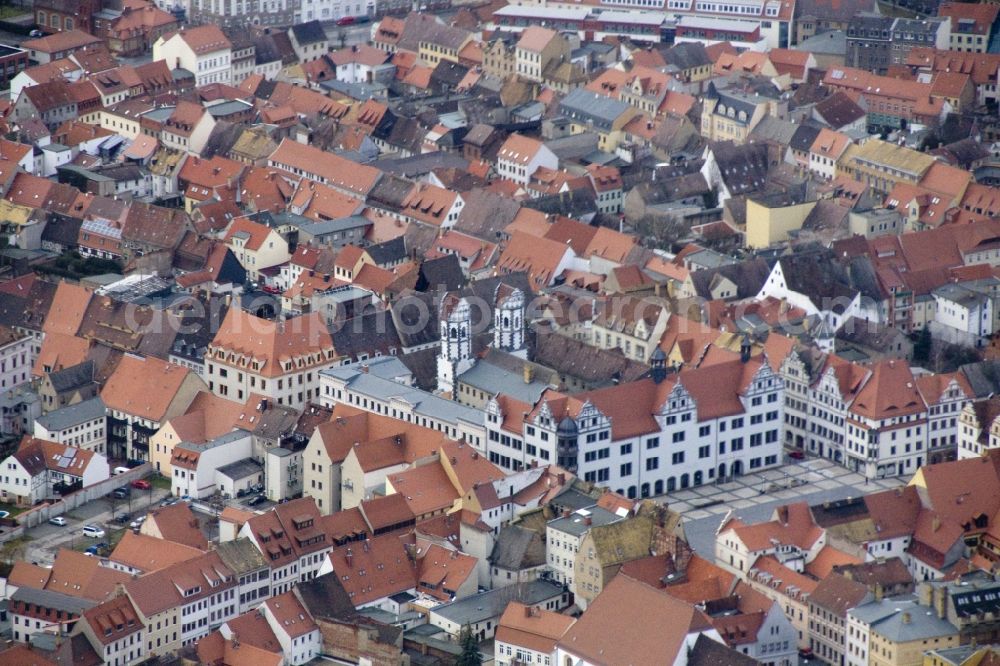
[503,316,509,327]
[449,327,457,339]
[656,479,666,494]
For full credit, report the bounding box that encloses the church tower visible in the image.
[437,292,474,396]
[493,284,526,358]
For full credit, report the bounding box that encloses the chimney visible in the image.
[524,604,534,618]
[345,548,353,567]
[932,516,941,532]
[901,612,911,624]
[584,516,592,526]
[874,582,884,601]
[523,363,534,384]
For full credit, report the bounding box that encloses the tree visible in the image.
[455,624,482,666]
[913,326,932,363]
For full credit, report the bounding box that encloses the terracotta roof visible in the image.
[516,26,557,53]
[939,2,1000,36]
[808,573,869,615]
[143,502,208,550]
[496,602,575,654]
[723,502,823,553]
[101,354,197,422]
[803,545,861,579]
[22,30,101,54]
[42,282,93,338]
[109,531,203,573]
[417,544,477,600]
[124,550,235,617]
[849,359,925,421]
[208,308,334,378]
[223,215,277,251]
[44,548,131,601]
[165,24,231,55]
[497,133,546,166]
[263,591,317,639]
[82,595,143,646]
[497,231,572,289]
[324,533,417,606]
[558,574,710,666]
[269,138,381,196]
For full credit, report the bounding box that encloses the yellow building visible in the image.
[868,614,959,666]
[925,645,1000,666]
[836,139,936,196]
[700,87,772,145]
[745,193,818,249]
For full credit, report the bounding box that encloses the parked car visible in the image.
[82,524,105,538]
[130,516,146,529]
[245,494,266,507]
[114,513,129,524]
[112,486,130,499]
[29,29,42,37]
[180,495,193,502]
[160,497,179,507]
[48,516,67,526]
[788,449,805,460]
[336,15,355,25]
[113,466,130,475]
[131,479,151,490]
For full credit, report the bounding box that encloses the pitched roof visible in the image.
[558,574,710,666]
[109,531,204,573]
[168,24,231,54]
[496,602,575,654]
[101,355,196,422]
[143,502,208,549]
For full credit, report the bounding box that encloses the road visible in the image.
[661,456,906,558]
[24,486,170,566]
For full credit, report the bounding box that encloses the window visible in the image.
[671,452,684,464]
[646,437,659,449]
[646,457,659,471]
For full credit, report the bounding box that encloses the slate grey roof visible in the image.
[658,41,712,70]
[850,596,958,642]
[457,359,552,403]
[365,237,407,267]
[453,188,522,241]
[558,88,632,131]
[689,258,771,300]
[748,116,798,147]
[331,311,402,360]
[299,215,372,238]
[11,587,97,614]
[789,123,823,153]
[430,580,564,626]
[320,359,483,427]
[291,20,327,46]
[376,151,469,179]
[489,524,546,571]
[778,247,858,313]
[960,360,1000,399]
[35,397,105,432]
[415,254,465,293]
[216,458,263,481]
[709,140,770,196]
[48,360,96,393]
[687,634,760,666]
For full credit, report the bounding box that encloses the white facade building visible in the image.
[33,397,107,454]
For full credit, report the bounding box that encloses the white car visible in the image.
[48,516,67,526]
[129,516,146,529]
[82,524,105,538]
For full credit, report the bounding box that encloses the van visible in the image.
[82,524,105,538]
[113,466,130,475]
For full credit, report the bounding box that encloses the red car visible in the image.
[336,16,355,25]
[788,450,805,460]
[131,479,151,490]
